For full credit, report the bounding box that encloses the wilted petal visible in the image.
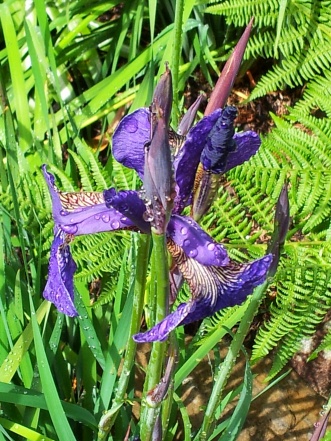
[43,227,78,317]
[223,131,261,173]
[103,188,151,233]
[133,302,196,342]
[200,106,237,173]
[167,214,229,266]
[43,166,134,235]
[112,108,150,179]
[173,110,221,213]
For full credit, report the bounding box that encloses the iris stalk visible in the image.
[171,0,184,127]
[97,235,150,440]
[140,231,169,440]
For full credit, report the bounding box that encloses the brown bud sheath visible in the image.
[204,18,254,115]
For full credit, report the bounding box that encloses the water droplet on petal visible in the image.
[111,220,120,229]
[189,249,198,258]
[102,214,110,223]
[180,227,188,235]
[183,239,191,247]
[207,243,215,251]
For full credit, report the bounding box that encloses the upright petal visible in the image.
[112,108,150,179]
[173,110,221,213]
[43,227,78,317]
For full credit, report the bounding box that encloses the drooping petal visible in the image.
[169,240,272,311]
[134,242,272,342]
[223,131,261,173]
[173,109,221,213]
[112,108,150,179]
[167,214,229,266]
[103,188,151,233]
[133,302,196,342]
[43,227,78,317]
[42,166,134,235]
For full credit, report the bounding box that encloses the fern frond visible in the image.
[72,231,131,282]
[204,0,280,28]
[252,263,331,372]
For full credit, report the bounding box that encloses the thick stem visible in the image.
[196,280,269,440]
[98,235,150,440]
[171,0,184,128]
[140,232,169,441]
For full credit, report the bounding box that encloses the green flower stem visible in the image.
[196,280,269,441]
[140,231,170,441]
[171,0,184,128]
[97,235,151,440]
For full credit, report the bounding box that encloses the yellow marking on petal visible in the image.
[191,167,221,221]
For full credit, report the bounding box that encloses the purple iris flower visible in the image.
[42,86,271,339]
[42,22,272,340]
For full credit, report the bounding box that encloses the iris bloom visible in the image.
[42,22,272,341]
[42,89,271,340]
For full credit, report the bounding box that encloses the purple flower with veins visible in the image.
[42,21,272,341]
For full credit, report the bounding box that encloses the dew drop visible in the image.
[207,243,215,251]
[180,227,188,235]
[189,249,198,258]
[183,239,191,247]
[111,220,120,229]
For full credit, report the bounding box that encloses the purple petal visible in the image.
[168,239,272,313]
[167,214,229,266]
[103,188,150,233]
[173,109,222,213]
[42,166,134,235]
[112,108,150,179]
[133,302,196,342]
[223,131,261,173]
[200,106,237,173]
[43,227,78,317]
[189,254,273,313]
[134,251,272,342]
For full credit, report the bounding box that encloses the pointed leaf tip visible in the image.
[205,19,254,115]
